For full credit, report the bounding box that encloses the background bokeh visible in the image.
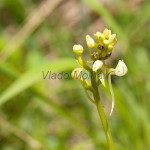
[0,0,150,150]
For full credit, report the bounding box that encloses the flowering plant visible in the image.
[72,29,127,150]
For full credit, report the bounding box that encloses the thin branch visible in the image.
[83,88,95,104]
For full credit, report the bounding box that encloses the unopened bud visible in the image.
[94,32,105,41]
[86,35,95,48]
[71,68,83,80]
[109,34,116,43]
[73,44,84,55]
[115,60,127,76]
[93,60,103,72]
[103,28,110,39]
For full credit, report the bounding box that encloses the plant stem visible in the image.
[91,71,114,150]
[94,90,114,150]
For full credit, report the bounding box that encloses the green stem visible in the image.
[91,71,114,150]
[83,88,95,104]
[78,55,91,71]
[89,48,94,61]
[94,91,114,150]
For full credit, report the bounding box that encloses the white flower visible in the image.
[115,60,127,76]
[86,35,95,48]
[73,44,84,55]
[93,60,103,72]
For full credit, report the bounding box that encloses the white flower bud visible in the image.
[86,35,95,48]
[115,60,127,76]
[93,60,103,72]
[71,68,83,80]
[73,44,84,55]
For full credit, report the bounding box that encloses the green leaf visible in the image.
[0,58,77,106]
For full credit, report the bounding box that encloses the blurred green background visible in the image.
[0,0,150,150]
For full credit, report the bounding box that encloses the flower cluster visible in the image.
[72,28,127,115]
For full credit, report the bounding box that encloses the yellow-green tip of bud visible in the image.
[73,44,84,55]
[103,28,110,39]
[71,68,83,80]
[109,34,116,43]
[93,60,103,72]
[108,44,113,51]
[94,32,105,41]
[86,35,95,48]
